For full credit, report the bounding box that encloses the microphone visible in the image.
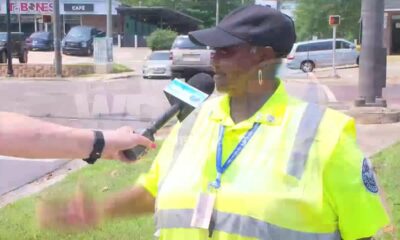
[123,73,215,161]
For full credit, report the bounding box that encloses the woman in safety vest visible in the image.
[37,5,389,240]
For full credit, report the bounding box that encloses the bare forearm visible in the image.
[102,186,155,219]
[0,112,93,159]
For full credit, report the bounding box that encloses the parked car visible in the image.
[0,32,28,63]
[286,39,359,72]
[143,50,172,79]
[62,26,105,56]
[170,35,214,81]
[25,31,53,51]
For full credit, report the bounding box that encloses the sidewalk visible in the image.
[357,122,400,157]
[0,71,138,82]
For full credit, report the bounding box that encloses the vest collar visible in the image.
[209,80,288,127]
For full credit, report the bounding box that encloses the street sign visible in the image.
[329,15,341,26]
[64,3,94,12]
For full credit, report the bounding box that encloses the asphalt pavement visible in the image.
[0,157,66,196]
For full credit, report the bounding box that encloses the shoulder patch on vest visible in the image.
[362,158,378,193]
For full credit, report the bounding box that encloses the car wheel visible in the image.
[300,61,315,73]
[19,51,28,63]
[0,51,7,63]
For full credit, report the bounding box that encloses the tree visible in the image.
[146,29,178,50]
[294,0,361,41]
[121,0,254,28]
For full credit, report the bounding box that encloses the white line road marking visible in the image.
[321,84,338,102]
[307,72,338,103]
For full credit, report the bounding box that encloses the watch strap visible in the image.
[83,130,105,164]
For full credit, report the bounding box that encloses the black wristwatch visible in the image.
[83,130,105,164]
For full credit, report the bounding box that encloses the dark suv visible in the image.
[0,32,28,63]
[62,26,105,56]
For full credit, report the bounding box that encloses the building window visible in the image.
[64,15,81,34]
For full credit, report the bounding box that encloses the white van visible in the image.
[286,39,359,72]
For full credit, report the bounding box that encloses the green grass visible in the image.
[0,144,161,240]
[67,63,133,76]
[372,141,400,239]
[112,63,133,74]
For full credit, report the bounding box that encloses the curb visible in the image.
[0,159,86,209]
[344,107,400,124]
[325,102,400,125]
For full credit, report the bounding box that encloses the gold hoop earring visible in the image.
[258,69,263,85]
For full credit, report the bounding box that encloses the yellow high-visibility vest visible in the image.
[137,81,389,240]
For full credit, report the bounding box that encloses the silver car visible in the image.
[143,50,172,79]
[286,39,359,72]
[170,35,214,81]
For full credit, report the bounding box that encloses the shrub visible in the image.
[146,29,178,51]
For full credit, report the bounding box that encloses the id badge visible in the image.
[190,192,216,229]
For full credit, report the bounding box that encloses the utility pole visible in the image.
[355,0,387,107]
[216,0,219,25]
[329,15,340,78]
[107,0,112,38]
[6,0,14,77]
[332,24,338,77]
[18,0,21,32]
[106,0,114,64]
[53,0,62,77]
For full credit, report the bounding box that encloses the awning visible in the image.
[117,6,203,33]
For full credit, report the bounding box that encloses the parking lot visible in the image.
[9,46,377,83]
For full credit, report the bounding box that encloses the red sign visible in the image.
[329,15,341,26]
[9,1,54,14]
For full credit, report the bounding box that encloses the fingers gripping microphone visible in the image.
[123,73,215,161]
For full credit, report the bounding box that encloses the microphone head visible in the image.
[187,73,215,96]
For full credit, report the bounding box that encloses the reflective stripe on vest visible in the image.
[286,103,326,179]
[155,209,341,240]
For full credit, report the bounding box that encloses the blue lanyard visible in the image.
[209,122,261,190]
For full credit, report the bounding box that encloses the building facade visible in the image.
[384,0,400,55]
[0,0,120,35]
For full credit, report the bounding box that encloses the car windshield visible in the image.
[149,52,170,60]
[0,33,7,41]
[66,27,91,40]
[31,32,50,40]
[172,37,207,49]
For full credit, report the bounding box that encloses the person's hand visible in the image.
[102,126,156,162]
[37,184,101,232]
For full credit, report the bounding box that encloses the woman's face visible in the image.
[212,44,263,96]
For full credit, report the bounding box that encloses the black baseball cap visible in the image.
[188,5,296,57]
